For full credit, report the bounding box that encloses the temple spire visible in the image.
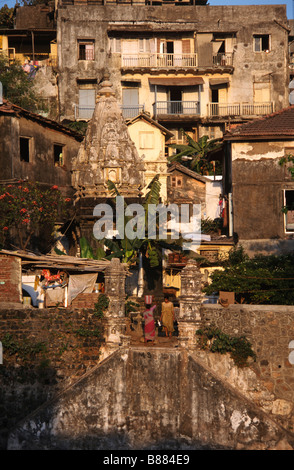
[72,73,145,200]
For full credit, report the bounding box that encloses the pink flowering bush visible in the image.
[0,181,71,251]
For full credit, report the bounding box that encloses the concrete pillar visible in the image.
[102,258,130,356]
[178,259,202,348]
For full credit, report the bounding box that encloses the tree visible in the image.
[0,181,71,252]
[204,246,294,305]
[168,130,222,175]
[0,5,14,28]
[0,52,40,111]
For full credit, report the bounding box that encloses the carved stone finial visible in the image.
[98,73,115,98]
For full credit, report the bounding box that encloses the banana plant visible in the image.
[79,175,185,267]
[105,175,162,267]
[168,130,222,175]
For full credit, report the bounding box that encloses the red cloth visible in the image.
[144,305,156,341]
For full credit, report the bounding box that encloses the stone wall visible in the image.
[1,300,294,449]
[198,304,294,432]
[201,304,294,401]
[6,347,294,450]
[0,306,105,449]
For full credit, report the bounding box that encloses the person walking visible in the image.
[143,301,156,344]
[160,294,175,338]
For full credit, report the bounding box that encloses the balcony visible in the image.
[74,104,95,120]
[121,53,198,69]
[74,104,145,120]
[153,100,200,118]
[121,104,145,119]
[207,102,275,118]
[212,53,234,67]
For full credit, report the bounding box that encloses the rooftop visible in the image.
[0,99,83,142]
[224,106,294,141]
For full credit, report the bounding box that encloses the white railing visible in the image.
[74,104,95,120]
[121,104,145,119]
[154,100,200,116]
[121,53,198,68]
[207,102,275,117]
[212,53,234,67]
[74,104,145,120]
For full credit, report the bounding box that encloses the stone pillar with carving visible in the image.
[102,258,129,355]
[178,259,203,348]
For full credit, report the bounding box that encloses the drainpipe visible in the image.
[154,84,157,120]
[228,192,233,237]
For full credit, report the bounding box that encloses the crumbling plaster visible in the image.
[57,4,289,121]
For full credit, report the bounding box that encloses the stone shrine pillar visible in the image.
[178,259,202,348]
[101,258,129,357]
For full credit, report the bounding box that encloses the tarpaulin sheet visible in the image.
[67,273,97,305]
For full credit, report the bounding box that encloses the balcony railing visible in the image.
[74,104,145,120]
[74,104,95,120]
[153,100,200,117]
[207,102,275,117]
[121,53,198,68]
[121,104,145,119]
[212,53,234,67]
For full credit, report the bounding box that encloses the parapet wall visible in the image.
[200,304,294,406]
[1,302,294,449]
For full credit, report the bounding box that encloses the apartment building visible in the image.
[57,0,290,149]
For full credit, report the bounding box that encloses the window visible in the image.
[171,175,183,188]
[139,131,154,149]
[109,37,121,53]
[19,137,30,162]
[78,88,95,119]
[284,190,294,232]
[253,81,271,102]
[78,40,94,60]
[254,34,270,52]
[122,87,139,119]
[54,144,64,166]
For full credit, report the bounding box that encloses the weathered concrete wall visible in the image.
[201,305,294,398]
[231,142,294,241]
[6,347,294,450]
[57,4,288,120]
[0,114,82,190]
[2,302,294,450]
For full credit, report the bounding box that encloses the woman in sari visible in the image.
[143,303,156,344]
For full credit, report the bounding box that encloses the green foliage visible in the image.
[0,52,41,111]
[196,326,256,368]
[79,236,106,260]
[0,5,14,28]
[105,175,184,267]
[74,327,103,338]
[94,294,110,319]
[204,246,294,305]
[64,121,88,136]
[279,153,294,180]
[125,298,140,316]
[2,333,48,361]
[0,181,71,251]
[168,130,222,175]
[201,217,223,234]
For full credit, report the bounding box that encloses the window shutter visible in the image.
[182,39,191,53]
